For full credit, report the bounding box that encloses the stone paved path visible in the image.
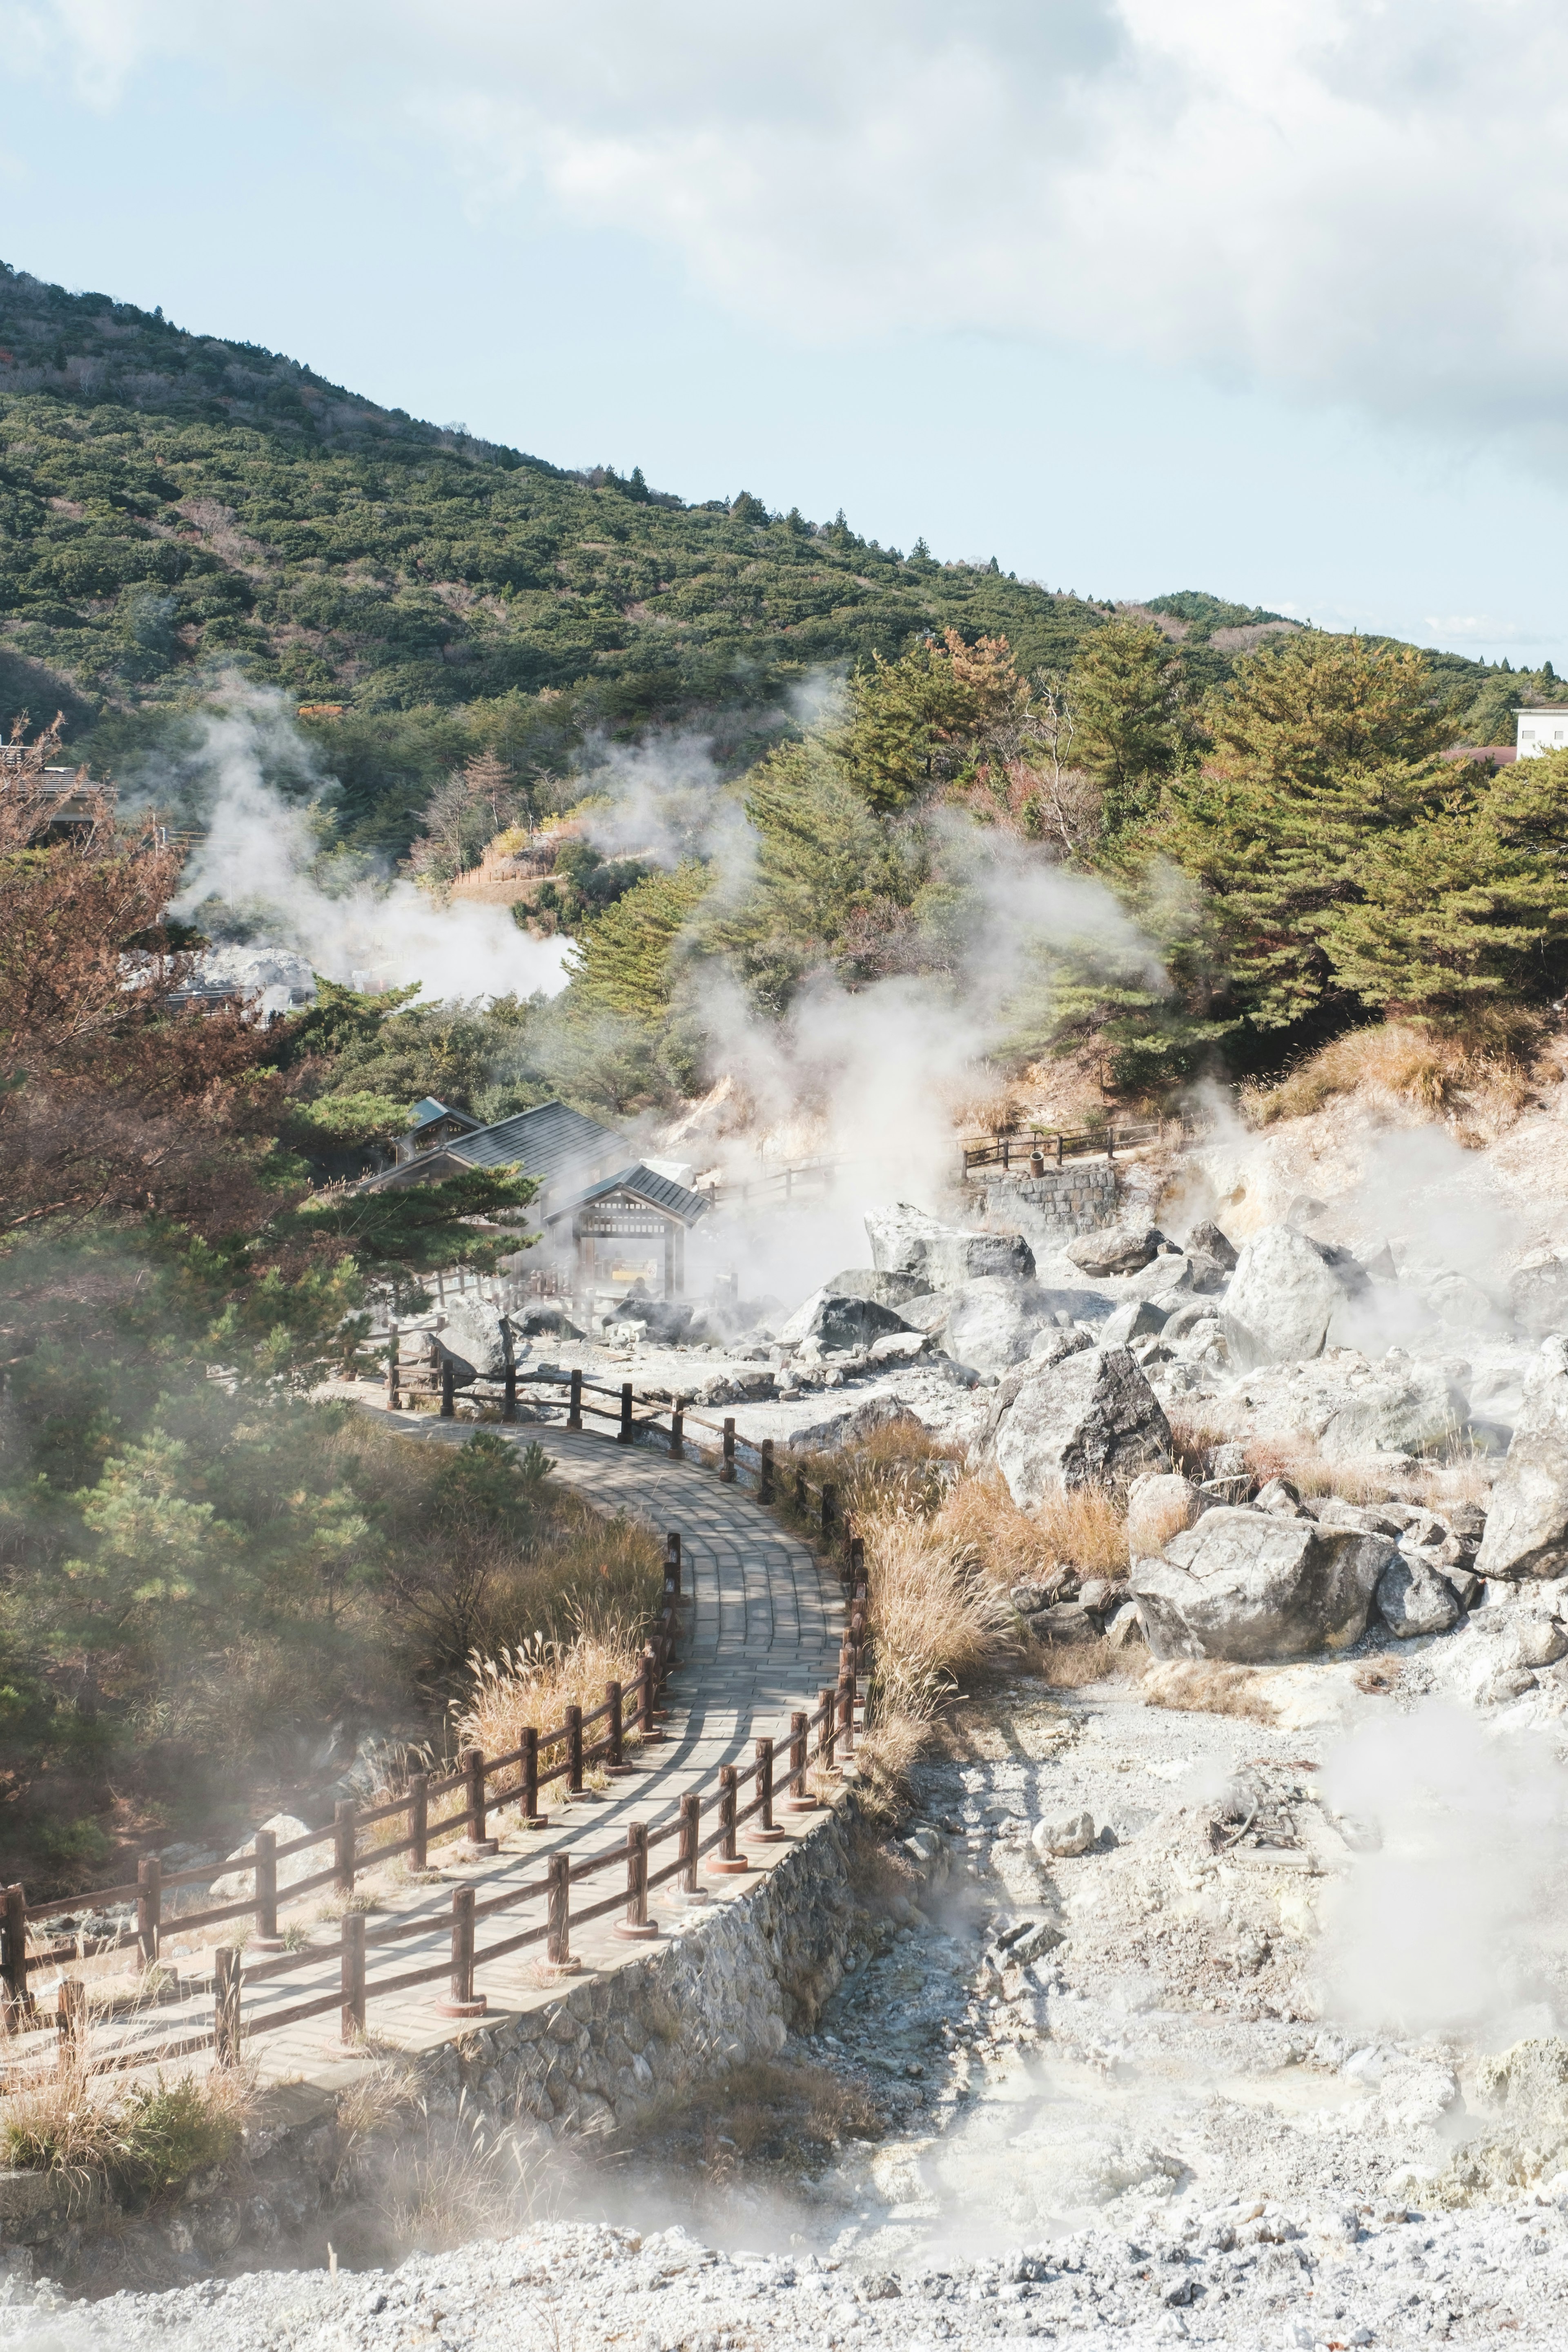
[33,1412,846,2086]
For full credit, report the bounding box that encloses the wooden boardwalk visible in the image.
[28,1416,847,2087]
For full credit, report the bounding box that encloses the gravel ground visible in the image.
[14,1667,1568,2345]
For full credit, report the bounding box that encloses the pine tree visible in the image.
[1065,617,1178,837]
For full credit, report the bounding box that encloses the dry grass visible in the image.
[1244,1018,1538,1135]
[0,2058,252,2201]
[862,1509,1018,1724]
[1142,1659,1281,1724]
[452,1606,649,1795]
[935,1470,1127,1586]
[379,2090,552,2252]
[1031,1634,1143,1689]
[606,2058,884,2187]
[851,1712,930,1819]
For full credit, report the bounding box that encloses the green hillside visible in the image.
[0,257,1555,858]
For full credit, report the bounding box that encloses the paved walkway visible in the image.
[27,1413,846,2087]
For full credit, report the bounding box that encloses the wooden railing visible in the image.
[0,1387,873,2084]
[959,1115,1194,1175]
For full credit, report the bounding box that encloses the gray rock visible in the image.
[436,1299,515,1383]
[864,1203,1035,1288]
[1106,1600,1147,1649]
[1162,1298,1221,1344]
[1254,1476,1310,1519]
[1477,1339,1568,1579]
[1099,1297,1170,1350]
[985,1346,1172,1508]
[1032,1811,1096,1858]
[941,1276,1057,1377]
[1125,1471,1203,1555]
[1131,1507,1395,1662]
[777,1289,915,1354]
[824,1266,929,1307]
[1028,1323,1095,1365]
[784,1397,926,1453]
[1376,1554,1463,1638]
[1188,1219,1239,1271]
[1025,1600,1099,1643]
[1065,1223,1164,1276]
[1510,1245,1568,1339]
[1316,1497,1407,1537]
[1223,1223,1371,1368]
[606,1295,694,1345]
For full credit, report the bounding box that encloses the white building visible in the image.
[1516,708,1568,756]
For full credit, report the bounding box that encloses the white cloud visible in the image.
[13,0,1568,455]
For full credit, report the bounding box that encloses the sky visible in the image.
[5,0,1568,668]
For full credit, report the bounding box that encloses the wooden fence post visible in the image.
[253,1828,283,1951]
[137,1853,161,1968]
[340,1914,365,2042]
[618,1382,635,1444]
[520,1730,546,1828]
[755,1737,785,1841]
[639,1646,664,1742]
[705,1764,748,1875]
[664,1530,682,1599]
[387,1320,401,1411]
[760,1438,775,1503]
[1,1884,28,2024]
[409,1773,429,1872]
[214,1947,242,2064]
[436,1885,486,2017]
[334,1800,358,1898]
[785,1709,817,1811]
[794,1462,807,1512]
[838,1674,855,1763]
[1056,1132,1064,1166]
[677,1792,706,1904]
[463,1747,497,1856]
[546,1852,579,1973]
[606,1684,635,1768]
[849,1532,864,1586]
[56,1976,85,2066]
[720,1417,736,1482]
[502,1361,517,1423]
[566,1706,584,1795]
[615,1822,658,1939]
[821,1483,837,1547]
[440,1356,455,1417]
[568,1368,583,1430]
[669,1404,684,1459]
[819,1684,837,1775]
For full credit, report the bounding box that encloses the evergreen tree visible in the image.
[1065,617,1178,837]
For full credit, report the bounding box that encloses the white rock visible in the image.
[983,1347,1172,1508]
[1223,1224,1370,1368]
[1131,1508,1394,1662]
[1032,1812,1096,1859]
[1126,1472,1203,1555]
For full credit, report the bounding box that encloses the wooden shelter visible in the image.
[543,1163,710,1298]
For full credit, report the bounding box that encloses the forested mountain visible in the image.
[2,258,1548,858]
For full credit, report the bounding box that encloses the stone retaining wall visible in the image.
[967,1161,1121,1254]
[0,1800,949,2291]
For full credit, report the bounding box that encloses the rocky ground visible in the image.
[17,1653,1568,2347]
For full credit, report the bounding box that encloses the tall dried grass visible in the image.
[934,1470,1127,1586]
[0,2058,251,2199]
[1245,1019,1536,1133]
[452,1605,649,1793]
[861,1511,1018,1724]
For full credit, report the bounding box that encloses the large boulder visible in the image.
[985,1345,1172,1508]
[865,1203,1035,1289]
[1222,1223,1372,1368]
[1187,1219,1238,1272]
[824,1266,929,1308]
[1065,1223,1163,1277]
[1131,1508,1394,1662]
[1510,1246,1568,1339]
[1099,1298,1169,1351]
[1216,1351,1470,1464]
[778,1289,915,1355]
[606,1295,694,1345]
[1126,1472,1203,1556]
[1375,1553,1462,1638]
[1477,1338,1568,1579]
[940,1276,1057,1377]
[436,1300,516,1384]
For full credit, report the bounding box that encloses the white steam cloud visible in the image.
[166,693,572,1004]
[1319,1702,1568,2047]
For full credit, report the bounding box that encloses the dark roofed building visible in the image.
[392,1098,484,1163]
[359,1098,628,1211]
[543,1163,710,1298]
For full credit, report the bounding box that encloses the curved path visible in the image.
[37,1410,848,2085]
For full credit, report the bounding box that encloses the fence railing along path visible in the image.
[0,1385,869,2087]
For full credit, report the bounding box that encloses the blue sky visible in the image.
[6,0,1568,668]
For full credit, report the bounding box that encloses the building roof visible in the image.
[543,1162,711,1228]
[443,1099,628,1187]
[407,1096,480,1132]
